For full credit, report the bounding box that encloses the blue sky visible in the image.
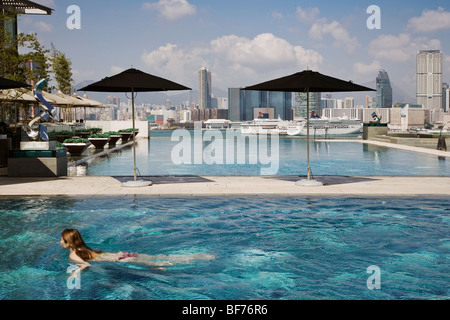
[21,0,450,102]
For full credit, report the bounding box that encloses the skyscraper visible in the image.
[294,92,321,119]
[228,88,292,121]
[198,67,212,109]
[376,69,393,108]
[416,50,443,110]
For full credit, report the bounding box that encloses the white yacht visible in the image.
[240,118,290,135]
[287,117,363,136]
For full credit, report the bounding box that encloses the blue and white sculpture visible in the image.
[27,79,56,141]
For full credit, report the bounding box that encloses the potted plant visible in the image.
[89,128,103,134]
[74,129,91,139]
[105,131,121,147]
[63,138,91,155]
[88,133,110,149]
[119,128,139,143]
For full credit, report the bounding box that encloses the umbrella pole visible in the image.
[306,88,311,181]
[132,87,137,182]
[296,88,322,186]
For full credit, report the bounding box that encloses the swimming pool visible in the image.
[80,131,450,176]
[0,196,448,300]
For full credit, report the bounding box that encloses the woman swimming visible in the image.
[61,229,215,272]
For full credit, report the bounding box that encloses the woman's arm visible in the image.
[69,251,91,272]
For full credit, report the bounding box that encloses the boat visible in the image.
[204,119,230,130]
[240,118,290,135]
[287,117,363,136]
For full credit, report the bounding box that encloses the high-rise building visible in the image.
[416,50,443,110]
[198,67,212,109]
[344,97,354,109]
[294,92,321,119]
[443,83,450,112]
[228,88,292,121]
[376,69,393,108]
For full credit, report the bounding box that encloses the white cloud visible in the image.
[309,20,359,54]
[296,7,320,23]
[353,60,382,75]
[110,65,125,75]
[141,33,323,90]
[407,7,450,32]
[21,16,53,33]
[272,11,283,20]
[33,21,53,33]
[368,33,441,62]
[142,0,196,21]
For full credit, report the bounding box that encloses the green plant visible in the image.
[63,138,89,144]
[89,133,110,138]
[89,128,102,133]
[55,130,74,135]
[119,128,139,133]
[105,131,120,136]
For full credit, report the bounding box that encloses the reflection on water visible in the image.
[67,130,449,177]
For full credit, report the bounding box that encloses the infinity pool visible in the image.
[0,196,448,300]
[80,131,450,176]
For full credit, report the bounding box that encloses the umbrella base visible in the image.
[295,179,324,187]
[121,180,153,188]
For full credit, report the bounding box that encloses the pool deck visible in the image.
[1,175,450,197]
[1,139,449,197]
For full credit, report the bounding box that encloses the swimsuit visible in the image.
[118,252,138,260]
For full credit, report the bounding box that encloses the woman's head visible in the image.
[61,229,101,260]
[61,229,85,249]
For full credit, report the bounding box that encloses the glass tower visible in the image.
[227,88,293,121]
[376,69,393,108]
[294,92,321,119]
[198,67,212,109]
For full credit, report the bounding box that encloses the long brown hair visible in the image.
[61,229,102,261]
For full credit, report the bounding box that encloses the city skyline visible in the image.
[21,1,450,104]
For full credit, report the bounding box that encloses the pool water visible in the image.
[0,196,448,300]
[82,131,450,176]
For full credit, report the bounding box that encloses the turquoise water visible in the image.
[0,196,448,300]
[82,130,450,176]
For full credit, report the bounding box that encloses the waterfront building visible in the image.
[323,108,391,124]
[294,92,321,120]
[228,88,292,121]
[389,105,425,132]
[416,50,443,110]
[321,94,336,110]
[228,87,242,122]
[344,97,354,109]
[376,69,393,108]
[443,83,449,112]
[198,67,212,109]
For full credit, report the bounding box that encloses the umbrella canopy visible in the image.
[79,68,191,186]
[79,68,191,93]
[243,69,375,186]
[0,77,30,90]
[0,88,37,103]
[243,69,375,93]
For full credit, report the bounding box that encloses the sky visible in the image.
[19,0,450,102]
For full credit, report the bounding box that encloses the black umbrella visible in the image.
[80,68,191,187]
[0,77,30,90]
[243,69,375,186]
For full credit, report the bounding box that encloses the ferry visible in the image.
[240,118,291,135]
[204,119,230,130]
[287,117,363,136]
